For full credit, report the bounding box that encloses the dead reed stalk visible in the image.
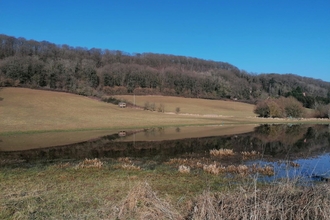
[189,181,330,220]
[113,182,182,220]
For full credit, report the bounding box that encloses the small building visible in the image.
[118,102,126,108]
[118,131,127,137]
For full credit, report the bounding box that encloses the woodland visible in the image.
[1,34,330,118]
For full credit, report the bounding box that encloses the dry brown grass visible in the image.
[0,88,235,134]
[178,165,191,174]
[115,157,142,171]
[203,163,226,175]
[114,95,257,117]
[76,158,103,169]
[210,148,235,156]
[190,182,330,220]
[241,150,261,160]
[202,163,274,176]
[111,182,182,220]
[166,158,212,169]
[120,164,141,171]
[167,158,274,176]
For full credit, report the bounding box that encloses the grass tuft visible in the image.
[178,165,191,174]
[112,182,182,220]
[120,164,141,171]
[76,158,103,169]
[210,148,235,156]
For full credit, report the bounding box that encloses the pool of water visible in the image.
[1,124,330,182]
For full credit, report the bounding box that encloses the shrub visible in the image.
[157,103,165,112]
[101,96,121,105]
[149,102,156,111]
[254,101,270,117]
[267,99,283,118]
[144,101,150,110]
[255,97,305,118]
[314,103,330,118]
[284,96,304,118]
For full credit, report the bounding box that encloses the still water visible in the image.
[1,124,330,181]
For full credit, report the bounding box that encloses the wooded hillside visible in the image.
[1,34,330,107]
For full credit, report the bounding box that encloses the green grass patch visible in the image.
[1,159,329,219]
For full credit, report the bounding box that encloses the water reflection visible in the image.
[1,124,330,181]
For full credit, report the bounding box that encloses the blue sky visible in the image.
[1,0,330,82]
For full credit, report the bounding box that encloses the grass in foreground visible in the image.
[1,159,329,219]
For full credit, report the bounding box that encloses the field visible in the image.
[2,88,326,135]
[114,94,256,117]
[0,88,247,134]
[0,88,264,135]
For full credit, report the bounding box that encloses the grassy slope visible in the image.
[1,88,328,135]
[0,88,257,134]
[114,95,256,117]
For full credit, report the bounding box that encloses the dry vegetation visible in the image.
[113,182,181,219]
[210,148,235,156]
[0,88,231,134]
[1,88,330,219]
[114,94,256,117]
[189,182,330,220]
[166,157,274,176]
[1,159,329,219]
[76,158,103,169]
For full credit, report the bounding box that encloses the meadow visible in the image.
[0,88,256,135]
[113,94,256,117]
[1,158,329,219]
[1,88,327,135]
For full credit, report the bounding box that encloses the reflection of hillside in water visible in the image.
[1,124,329,163]
[253,124,330,159]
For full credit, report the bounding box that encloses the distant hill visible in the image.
[1,34,330,107]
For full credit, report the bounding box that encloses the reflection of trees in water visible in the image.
[254,124,307,145]
[1,125,329,163]
[253,124,330,158]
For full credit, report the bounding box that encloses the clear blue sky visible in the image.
[1,0,330,82]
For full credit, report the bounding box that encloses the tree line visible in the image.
[1,34,330,117]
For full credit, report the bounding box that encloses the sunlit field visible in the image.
[114,94,256,117]
[1,88,328,135]
[0,88,246,134]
